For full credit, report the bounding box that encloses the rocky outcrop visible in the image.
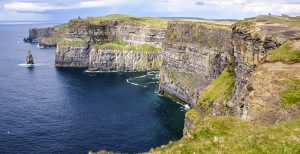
[89,49,162,71]
[26,50,34,64]
[115,24,165,47]
[158,21,232,107]
[55,19,165,71]
[24,27,54,43]
[230,21,283,118]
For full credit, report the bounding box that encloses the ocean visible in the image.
[0,24,185,154]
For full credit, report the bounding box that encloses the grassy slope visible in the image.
[58,39,87,47]
[73,14,170,29]
[93,40,162,52]
[71,14,233,30]
[280,79,300,106]
[255,15,300,28]
[267,41,300,63]
[197,67,234,107]
[149,116,300,154]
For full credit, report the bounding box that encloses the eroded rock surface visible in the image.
[158,21,232,107]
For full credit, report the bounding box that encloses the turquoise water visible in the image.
[0,24,186,153]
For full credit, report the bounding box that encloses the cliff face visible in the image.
[230,21,283,118]
[158,21,232,107]
[55,19,165,71]
[55,44,90,67]
[89,49,162,71]
[24,27,54,43]
[115,24,165,47]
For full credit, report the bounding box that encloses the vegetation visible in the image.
[54,23,68,29]
[93,40,162,52]
[267,41,300,63]
[197,67,234,107]
[58,39,87,47]
[183,19,233,27]
[42,36,63,45]
[149,116,300,154]
[234,20,256,28]
[185,109,201,124]
[255,15,300,28]
[71,14,170,29]
[280,79,300,106]
[152,60,163,68]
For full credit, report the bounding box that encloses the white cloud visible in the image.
[202,0,300,14]
[1,0,300,21]
[4,0,130,12]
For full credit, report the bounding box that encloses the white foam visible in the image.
[18,63,44,67]
[125,71,159,88]
[183,104,191,110]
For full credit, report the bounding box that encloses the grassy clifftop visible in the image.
[149,116,300,154]
[93,40,162,52]
[69,14,170,29]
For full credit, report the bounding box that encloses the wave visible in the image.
[18,63,44,67]
[126,71,159,88]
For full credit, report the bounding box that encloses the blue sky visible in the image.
[0,0,300,22]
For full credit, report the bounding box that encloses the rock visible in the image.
[158,21,232,107]
[88,49,162,71]
[24,27,54,43]
[226,101,233,108]
[55,19,165,71]
[26,50,34,64]
[230,21,283,117]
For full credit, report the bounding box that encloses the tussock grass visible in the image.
[72,14,170,29]
[281,79,300,106]
[42,36,63,45]
[267,41,300,63]
[149,116,300,154]
[58,39,87,47]
[255,15,300,28]
[93,40,162,52]
[185,109,201,124]
[198,67,234,107]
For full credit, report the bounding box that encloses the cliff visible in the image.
[158,21,232,107]
[24,24,67,48]
[25,14,300,153]
[89,49,162,72]
[55,15,167,71]
[230,18,300,123]
[149,15,300,153]
[24,27,54,43]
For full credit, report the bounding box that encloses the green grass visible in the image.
[152,60,163,68]
[255,15,300,28]
[185,109,201,124]
[197,67,234,107]
[280,79,300,106]
[58,39,87,47]
[42,36,63,45]
[149,116,300,154]
[70,14,170,29]
[267,41,300,63]
[54,23,68,29]
[93,40,162,52]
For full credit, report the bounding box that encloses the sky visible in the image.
[0,0,300,23]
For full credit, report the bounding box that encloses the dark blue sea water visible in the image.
[0,24,185,154]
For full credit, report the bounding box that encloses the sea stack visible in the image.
[26,50,34,65]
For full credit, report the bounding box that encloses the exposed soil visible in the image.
[247,62,300,124]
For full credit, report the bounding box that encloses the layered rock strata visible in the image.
[55,19,165,71]
[24,27,54,43]
[230,21,284,118]
[158,21,232,107]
